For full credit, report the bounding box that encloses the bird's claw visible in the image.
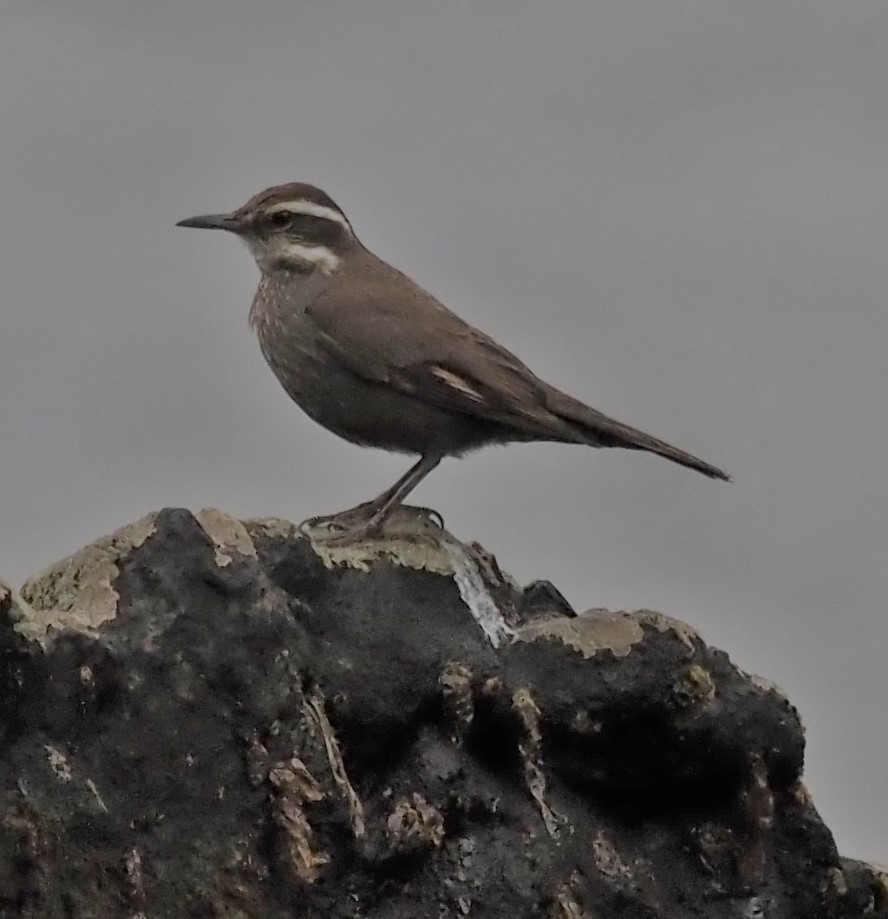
[298,503,379,536]
[414,506,445,529]
[299,504,446,547]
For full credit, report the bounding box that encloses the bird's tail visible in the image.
[546,389,730,481]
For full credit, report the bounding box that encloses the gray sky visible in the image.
[2,1,886,860]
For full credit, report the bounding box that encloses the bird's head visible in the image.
[177,182,356,275]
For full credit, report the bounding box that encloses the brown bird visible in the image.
[177,183,729,540]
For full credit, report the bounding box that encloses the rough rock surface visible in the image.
[0,507,884,919]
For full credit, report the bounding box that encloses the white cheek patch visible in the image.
[277,239,342,274]
[243,236,341,275]
[265,199,352,233]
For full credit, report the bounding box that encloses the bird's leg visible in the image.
[302,457,430,529]
[356,453,444,533]
[309,453,444,543]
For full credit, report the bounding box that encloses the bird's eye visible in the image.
[269,211,293,228]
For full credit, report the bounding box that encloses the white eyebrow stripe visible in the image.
[264,199,352,231]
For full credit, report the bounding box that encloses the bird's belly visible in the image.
[257,332,502,456]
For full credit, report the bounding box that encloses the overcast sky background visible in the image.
[1,2,885,860]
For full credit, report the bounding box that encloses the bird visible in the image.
[177,182,729,541]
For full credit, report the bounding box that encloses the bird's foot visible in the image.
[298,501,380,535]
[398,505,445,530]
[311,518,384,547]
[300,504,446,546]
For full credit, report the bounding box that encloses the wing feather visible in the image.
[305,261,584,441]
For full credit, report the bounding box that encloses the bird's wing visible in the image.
[305,260,731,479]
[305,267,584,442]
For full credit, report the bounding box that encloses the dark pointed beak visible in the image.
[175,212,245,232]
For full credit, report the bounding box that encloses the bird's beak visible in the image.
[175,212,245,233]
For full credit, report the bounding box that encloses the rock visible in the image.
[0,507,883,918]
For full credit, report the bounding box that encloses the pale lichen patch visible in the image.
[740,896,765,918]
[591,831,633,882]
[17,513,158,644]
[440,661,475,742]
[301,509,456,576]
[634,609,700,655]
[303,688,366,841]
[790,780,814,807]
[671,664,716,709]
[518,607,699,660]
[744,670,791,703]
[864,863,888,911]
[737,755,774,887]
[739,668,803,733]
[44,745,72,783]
[550,872,587,919]
[512,688,564,838]
[824,866,849,896]
[243,516,301,541]
[86,778,109,813]
[386,793,445,853]
[0,578,36,629]
[515,609,645,659]
[195,507,258,567]
[269,757,330,883]
[124,846,146,914]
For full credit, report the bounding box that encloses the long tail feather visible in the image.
[546,389,730,481]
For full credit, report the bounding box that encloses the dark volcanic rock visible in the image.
[0,507,883,918]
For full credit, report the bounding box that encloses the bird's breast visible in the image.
[250,279,319,394]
